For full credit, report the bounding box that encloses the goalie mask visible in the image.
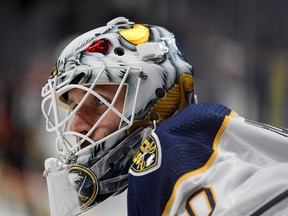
[41,17,194,215]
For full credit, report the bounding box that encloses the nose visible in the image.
[70,112,92,134]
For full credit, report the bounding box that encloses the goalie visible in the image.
[40,17,288,216]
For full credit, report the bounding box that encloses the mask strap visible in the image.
[153,120,157,130]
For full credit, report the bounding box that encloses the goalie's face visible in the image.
[67,84,126,148]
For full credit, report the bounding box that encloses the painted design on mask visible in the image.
[68,165,98,209]
[119,24,150,44]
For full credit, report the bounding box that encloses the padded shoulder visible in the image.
[127,103,232,216]
[156,102,232,144]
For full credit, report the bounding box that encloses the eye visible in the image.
[86,39,109,54]
[95,97,104,106]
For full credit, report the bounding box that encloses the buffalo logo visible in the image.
[68,165,98,209]
[130,132,162,176]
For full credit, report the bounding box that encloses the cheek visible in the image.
[105,111,121,128]
[90,111,121,140]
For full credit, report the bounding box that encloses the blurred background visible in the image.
[0,0,287,215]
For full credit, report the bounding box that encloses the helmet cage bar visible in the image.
[73,66,144,157]
[42,66,82,97]
[46,76,68,153]
[41,65,144,162]
[42,65,141,132]
[42,66,106,133]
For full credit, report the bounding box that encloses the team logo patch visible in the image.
[68,165,98,209]
[129,132,162,176]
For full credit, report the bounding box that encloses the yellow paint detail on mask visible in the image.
[119,24,150,44]
[128,73,194,134]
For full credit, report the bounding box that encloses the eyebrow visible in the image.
[67,98,74,107]
[66,90,86,108]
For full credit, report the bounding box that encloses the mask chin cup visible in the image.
[44,160,88,216]
[44,126,150,216]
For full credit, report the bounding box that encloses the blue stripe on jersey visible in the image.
[128,102,231,216]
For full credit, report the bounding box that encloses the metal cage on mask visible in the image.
[41,65,146,163]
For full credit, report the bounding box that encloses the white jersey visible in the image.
[128,103,288,216]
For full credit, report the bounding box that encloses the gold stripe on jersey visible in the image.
[162,111,236,215]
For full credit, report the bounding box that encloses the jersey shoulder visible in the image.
[127,103,233,216]
[155,102,232,171]
[157,102,232,148]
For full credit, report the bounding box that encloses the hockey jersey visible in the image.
[128,102,288,216]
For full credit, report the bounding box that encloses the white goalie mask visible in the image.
[41,17,194,215]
